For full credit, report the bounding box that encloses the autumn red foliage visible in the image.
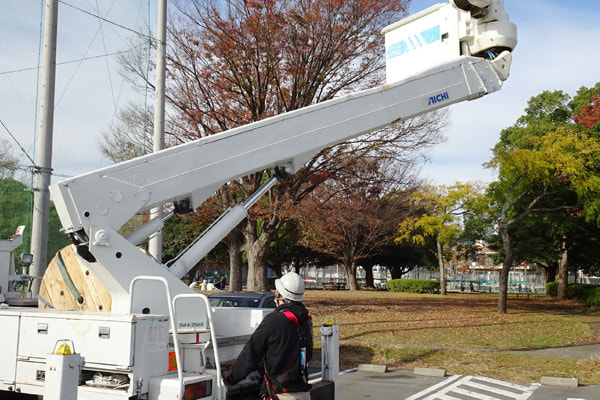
[573,94,600,130]
[162,0,444,290]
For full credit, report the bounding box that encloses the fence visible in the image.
[404,267,547,294]
[0,167,70,273]
[299,265,548,294]
[299,265,347,289]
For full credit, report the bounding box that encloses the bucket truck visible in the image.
[0,1,516,398]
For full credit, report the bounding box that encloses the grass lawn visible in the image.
[304,290,600,384]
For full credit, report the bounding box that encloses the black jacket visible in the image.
[226,301,313,394]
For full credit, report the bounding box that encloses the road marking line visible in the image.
[474,375,542,392]
[405,375,539,400]
[460,381,526,398]
[404,375,462,400]
[453,387,511,400]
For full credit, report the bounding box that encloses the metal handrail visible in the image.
[173,293,224,400]
[128,276,183,399]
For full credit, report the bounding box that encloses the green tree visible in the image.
[0,139,18,179]
[266,220,324,277]
[487,83,600,312]
[396,182,487,295]
[0,178,69,272]
[0,179,31,241]
[360,239,437,284]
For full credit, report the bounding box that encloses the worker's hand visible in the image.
[224,358,236,368]
[221,359,236,382]
[222,368,231,381]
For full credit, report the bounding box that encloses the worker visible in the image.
[217,274,227,290]
[222,272,313,399]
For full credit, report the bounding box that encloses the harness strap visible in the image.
[282,310,298,325]
[264,309,310,397]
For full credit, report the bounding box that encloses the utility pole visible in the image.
[148,0,167,262]
[30,0,58,297]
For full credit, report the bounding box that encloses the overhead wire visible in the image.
[0,50,144,76]
[53,1,150,109]
[57,0,154,42]
[0,119,35,166]
[95,0,120,126]
[3,1,154,179]
[55,11,111,107]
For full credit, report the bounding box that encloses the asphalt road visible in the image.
[336,369,600,400]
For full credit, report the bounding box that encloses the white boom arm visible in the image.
[48,0,516,317]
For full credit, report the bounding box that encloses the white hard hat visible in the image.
[275,272,305,302]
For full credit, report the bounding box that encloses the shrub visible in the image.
[545,282,600,307]
[546,282,558,297]
[587,288,600,307]
[387,279,440,294]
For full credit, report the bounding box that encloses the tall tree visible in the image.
[487,83,600,312]
[161,0,445,290]
[360,239,437,283]
[396,182,487,295]
[0,139,18,179]
[0,178,70,270]
[99,103,152,163]
[298,157,416,290]
[100,0,446,290]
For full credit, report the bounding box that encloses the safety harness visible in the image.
[263,310,310,400]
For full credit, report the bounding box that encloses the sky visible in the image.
[1,0,600,186]
[0,0,152,179]
[409,0,600,185]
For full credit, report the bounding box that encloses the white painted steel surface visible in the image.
[49,52,512,320]
[44,351,81,400]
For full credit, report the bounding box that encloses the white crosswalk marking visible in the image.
[405,375,541,400]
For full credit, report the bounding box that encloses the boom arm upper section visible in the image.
[51,53,511,238]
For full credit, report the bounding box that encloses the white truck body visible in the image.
[0,1,516,398]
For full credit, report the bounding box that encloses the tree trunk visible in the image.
[539,262,558,287]
[557,238,569,301]
[245,238,269,291]
[437,239,446,295]
[242,194,283,291]
[364,263,374,288]
[498,225,512,314]
[344,256,359,290]
[227,226,244,291]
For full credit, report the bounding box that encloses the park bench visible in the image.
[322,281,346,290]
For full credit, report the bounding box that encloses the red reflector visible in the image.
[185,380,212,399]
[168,351,178,371]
